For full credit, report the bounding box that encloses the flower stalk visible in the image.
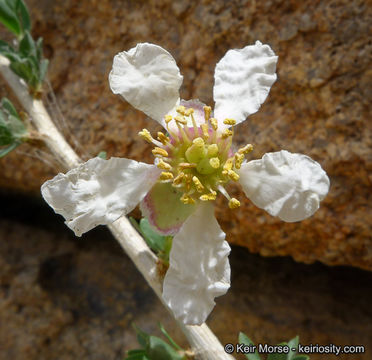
[0,54,234,360]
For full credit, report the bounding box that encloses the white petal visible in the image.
[239,150,330,222]
[213,41,278,127]
[41,157,160,236]
[162,202,231,325]
[109,43,183,125]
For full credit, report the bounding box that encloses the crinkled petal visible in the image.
[109,43,183,125]
[140,182,196,235]
[238,150,330,222]
[162,202,231,325]
[41,157,161,236]
[213,41,278,127]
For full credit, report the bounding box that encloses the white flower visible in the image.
[41,42,330,326]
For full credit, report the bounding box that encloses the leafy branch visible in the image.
[0,0,48,96]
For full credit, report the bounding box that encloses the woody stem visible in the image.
[0,55,234,360]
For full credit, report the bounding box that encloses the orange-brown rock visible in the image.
[0,0,371,270]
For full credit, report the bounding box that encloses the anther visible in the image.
[176,106,186,115]
[210,118,218,131]
[152,147,168,157]
[201,123,209,139]
[159,172,174,181]
[157,159,172,170]
[204,106,212,122]
[180,194,195,205]
[192,176,205,192]
[184,108,194,116]
[238,144,253,154]
[221,129,233,139]
[200,189,217,201]
[227,169,240,181]
[234,153,245,169]
[157,132,169,145]
[138,129,153,143]
[209,157,220,169]
[228,198,241,209]
[223,118,237,126]
[223,158,233,173]
[165,115,173,123]
[173,172,185,185]
[179,162,197,169]
[174,115,187,125]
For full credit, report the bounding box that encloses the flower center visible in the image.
[139,105,253,209]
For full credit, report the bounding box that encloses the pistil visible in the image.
[138,103,254,210]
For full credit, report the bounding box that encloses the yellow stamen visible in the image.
[221,129,233,139]
[173,172,185,185]
[203,106,212,122]
[223,118,236,126]
[199,194,214,201]
[238,144,253,154]
[209,157,220,169]
[157,132,169,145]
[192,176,204,192]
[174,115,187,125]
[165,115,173,123]
[179,162,196,169]
[227,169,240,181]
[229,198,241,209]
[180,194,195,204]
[223,158,233,172]
[184,108,194,116]
[234,153,245,169]
[201,123,209,139]
[210,118,218,131]
[157,159,172,170]
[152,147,168,157]
[207,144,219,157]
[176,106,186,115]
[159,172,174,181]
[138,129,153,143]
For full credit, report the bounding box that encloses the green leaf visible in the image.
[0,0,21,36]
[97,151,107,159]
[139,218,167,253]
[126,353,149,360]
[238,332,261,360]
[147,336,184,360]
[291,356,309,360]
[9,58,32,80]
[39,58,48,82]
[0,39,14,53]
[0,101,26,146]
[133,325,150,349]
[19,30,36,57]
[158,322,182,351]
[0,141,19,157]
[15,0,30,34]
[7,114,26,138]
[1,97,19,118]
[127,349,147,356]
[0,124,13,144]
[287,336,299,360]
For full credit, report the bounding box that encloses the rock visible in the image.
[0,0,370,270]
[1,193,372,360]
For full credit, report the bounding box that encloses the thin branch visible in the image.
[0,55,234,360]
